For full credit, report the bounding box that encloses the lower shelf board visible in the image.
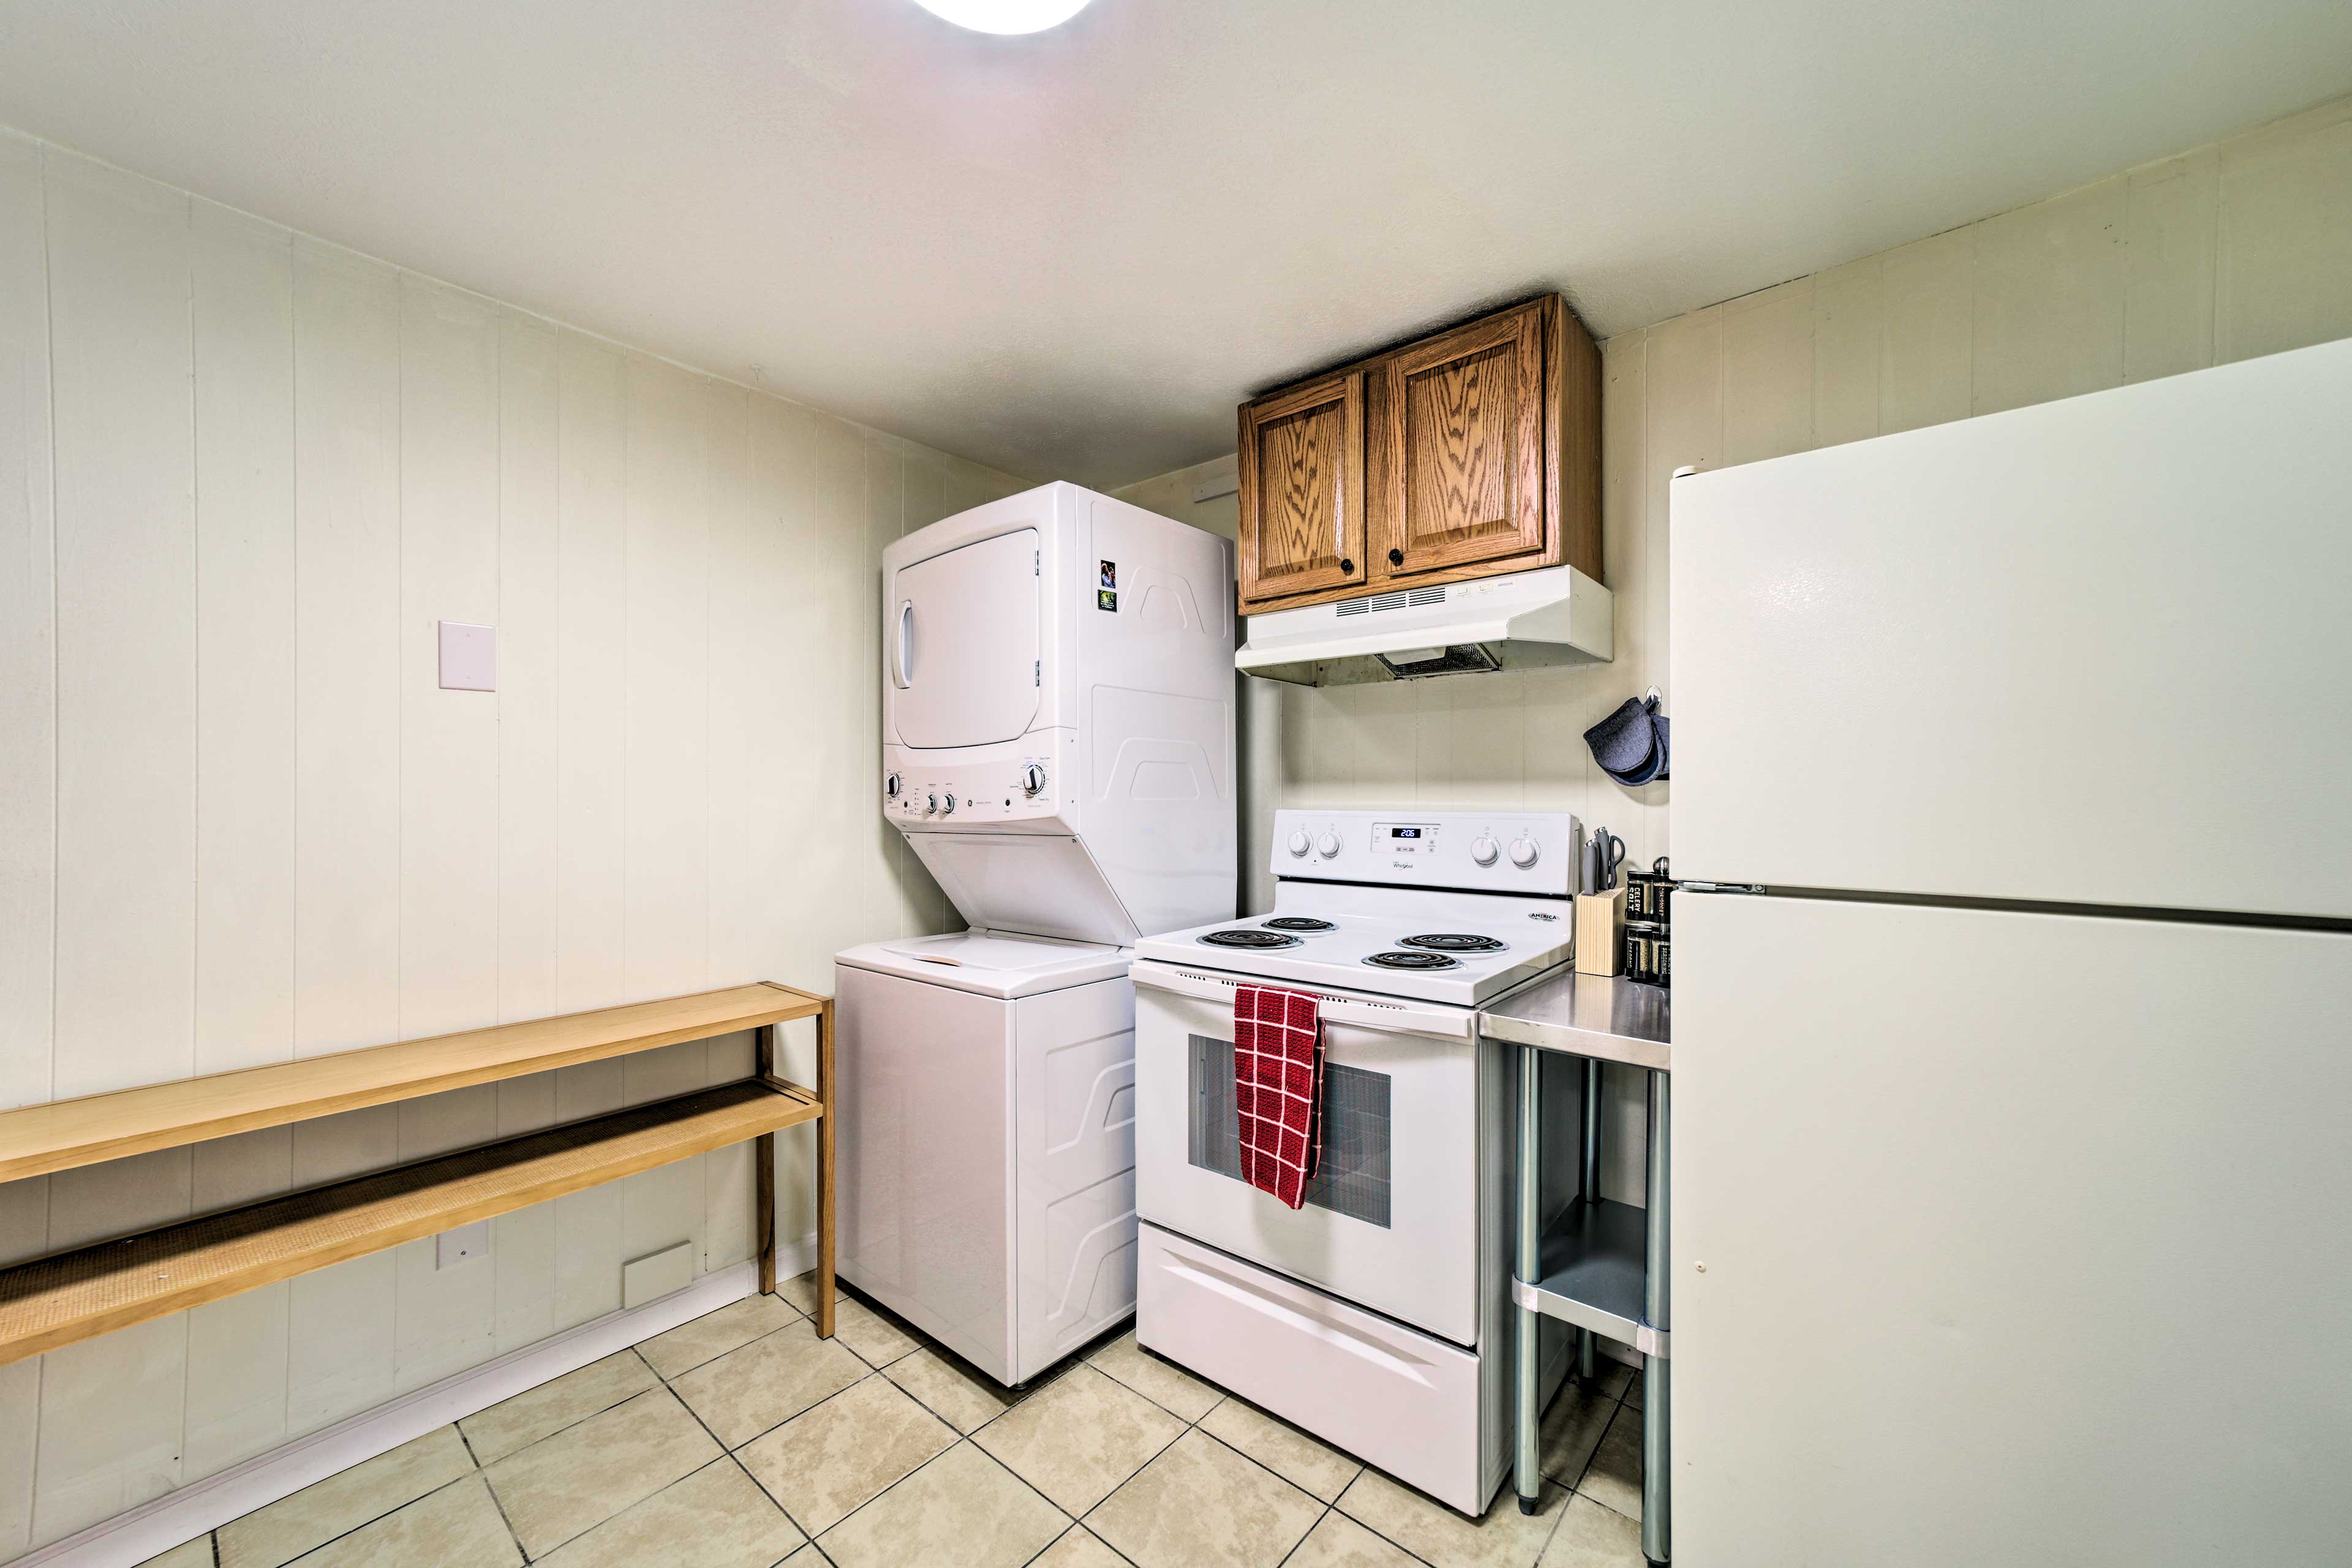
[1512,1196,1668,1359]
[0,1078,821,1367]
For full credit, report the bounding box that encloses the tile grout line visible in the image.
[1082,1341,1432,1568]
[221,1283,1641,1568]
[649,1299,897,1550]
[469,1460,533,1564]
[266,1470,480,1568]
[1268,1501,1333,1568]
[1548,1365,1637,1502]
[486,1314,823,1563]
[445,1419,537,1563]
[717,1447,815,1559]
[450,1346,662,1472]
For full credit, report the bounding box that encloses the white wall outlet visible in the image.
[438,621,496,691]
[435,1221,491,1268]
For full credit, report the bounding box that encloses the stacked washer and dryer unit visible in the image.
[834,481,1236,1387]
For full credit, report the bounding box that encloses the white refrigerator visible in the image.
[1668,335,2352,1565]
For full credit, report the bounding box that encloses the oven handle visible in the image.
[1130,960,1476,1041]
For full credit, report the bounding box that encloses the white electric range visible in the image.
[1130,808,1581,1515]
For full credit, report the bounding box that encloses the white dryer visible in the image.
[837,482,1235,1385]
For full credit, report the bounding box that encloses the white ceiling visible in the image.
[2,1,2348,487]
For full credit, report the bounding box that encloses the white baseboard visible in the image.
[20,1232,818,1568]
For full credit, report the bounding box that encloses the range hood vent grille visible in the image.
[1336,585,1449,617]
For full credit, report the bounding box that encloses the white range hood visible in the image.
[1237,564,1613,685]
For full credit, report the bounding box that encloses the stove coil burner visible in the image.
[1399,933,1507,954]
[1199,929,1303,951]
[1363,950,1461,971]
[1262,917,1337,933]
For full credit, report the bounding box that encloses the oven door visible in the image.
[1133,960,1479,1344]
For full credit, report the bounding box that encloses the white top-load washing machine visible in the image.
[835,481,1235,1385]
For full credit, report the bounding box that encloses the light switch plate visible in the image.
[438,621,496,692]
[622,1241,695,1309]
[436,1221,490,1268]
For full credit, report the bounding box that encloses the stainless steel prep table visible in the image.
[1481,971,1672,1564]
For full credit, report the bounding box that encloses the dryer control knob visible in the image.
[925,794,940,815]
[1286,829,1311,858]
[1021,764,1047,797]
[1316,831,1342,859]
[885,772,902,800]
[942,794,957,815]
[1471,834,1500,866]
[1509,836,1540,869]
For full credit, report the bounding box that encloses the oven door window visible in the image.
[1186,1034,1392,1227]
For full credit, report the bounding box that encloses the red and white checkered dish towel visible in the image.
[1233,984,1323,1210]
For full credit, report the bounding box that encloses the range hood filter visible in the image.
[1375,645,1502,680]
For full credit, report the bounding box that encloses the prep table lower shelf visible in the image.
[1512,1196,1669,1359]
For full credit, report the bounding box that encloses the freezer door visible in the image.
[888,527,1042,751]
[1671,335,2352,919]
[1673,891,2352,1565]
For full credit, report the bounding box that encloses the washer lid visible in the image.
[834,930,1131,999]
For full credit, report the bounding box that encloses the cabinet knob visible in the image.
[1388,548,1404,566]
[1339,558,1354,575]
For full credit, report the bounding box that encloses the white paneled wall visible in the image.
[0,130,1023,1558]
[1123,92,2352,1208]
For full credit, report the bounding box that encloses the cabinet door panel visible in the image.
[1377,304,1545,578]
[1238,372,1365,607]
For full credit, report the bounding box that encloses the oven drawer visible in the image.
[1137,1223,1485,1515]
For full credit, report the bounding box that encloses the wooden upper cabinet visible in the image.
[1373,303,1547,578]
[1237,295,1600,614]
[1237,371,1366,605]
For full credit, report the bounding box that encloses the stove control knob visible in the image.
[885,772,902,801]
[1471,834,1500,867]
[1509,835,1540,869]
[1021,764,1047,797]
[1315,831,1342,859]
[1286,829,1311,858]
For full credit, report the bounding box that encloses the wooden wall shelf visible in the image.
[0,1079,818,1367]
[0,982,825,1183]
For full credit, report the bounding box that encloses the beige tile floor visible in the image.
[143,1276,1651,1568]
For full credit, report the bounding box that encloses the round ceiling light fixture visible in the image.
[911,0,1094,34]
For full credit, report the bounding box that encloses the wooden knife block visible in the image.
[1574,890,1627,976]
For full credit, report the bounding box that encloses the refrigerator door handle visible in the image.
[1679,881,1765,895]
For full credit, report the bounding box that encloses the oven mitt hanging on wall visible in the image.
[1585,694,1670,785]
